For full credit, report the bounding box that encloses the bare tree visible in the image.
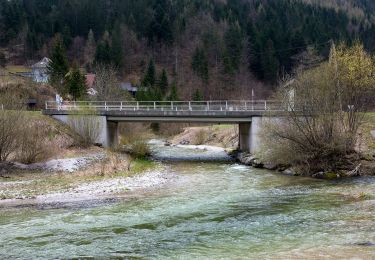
[0,92,25,162]
[260,43,375,175]
[15,119,50,163]
[93,64,131,101]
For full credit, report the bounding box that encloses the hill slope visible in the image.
[1,0,374,100]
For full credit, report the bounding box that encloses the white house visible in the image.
[31,57,50,83]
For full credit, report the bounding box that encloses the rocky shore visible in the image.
[235,151,375,179]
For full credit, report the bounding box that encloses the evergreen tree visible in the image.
[168,81,179,101]
[147,0,174,45]
[0,51,6,67]
[48,35,69,94]
[157,69,168,95]
[223,22,244,74]
[95,40,111,65]
[135,87,149,101]
[192,89,203,101]
[261,39,279,82]
[192,47,209,83]
[142,59,156,87]
[65,63,86,100]
[111,25,124,68]
[84,29,96,66]
[62,25,72,48]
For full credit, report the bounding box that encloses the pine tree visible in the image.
[158,69,168,95]
[95,40,111,65]
[223,22,243,74]
[261,39,279,82]
[0,51,6,67]
[168,81,179,101]
[192,47,209,83]
[147,1,173,45]
[48,35,69,94]
[65,63,86,100]
[142,59,156,87]
[192,89,203,101]
[111,25,124,68]
[84,29,96,66]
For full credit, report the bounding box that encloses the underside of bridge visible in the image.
[50,114,262,154]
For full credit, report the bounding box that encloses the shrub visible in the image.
[118,123,151,159]
[0,110,24,161]
[0,92,25,162]
[128,140,150,159]
[193,129,208,145]
[15,119,51,164]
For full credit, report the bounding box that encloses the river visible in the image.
[0,142,374,259]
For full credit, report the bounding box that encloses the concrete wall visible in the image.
[239,117,263,154]
[250,117,262,154]
[52,115,118,148]
[239,123,251,152]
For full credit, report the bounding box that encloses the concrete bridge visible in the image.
[43,100,284,153]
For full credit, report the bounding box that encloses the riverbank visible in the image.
[169,118,375,179]
[0,149,170,206]
[235,151,375,178]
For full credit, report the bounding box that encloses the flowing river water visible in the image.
[0,141,374,259]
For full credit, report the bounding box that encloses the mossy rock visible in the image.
[323,171,340,179]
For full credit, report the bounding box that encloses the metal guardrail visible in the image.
[45,100,285,112]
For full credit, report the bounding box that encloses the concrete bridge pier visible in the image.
[239,117,262,154]
[106,121,119,148]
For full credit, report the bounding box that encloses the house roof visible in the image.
[120,82,138,92]
[32,57,51,68]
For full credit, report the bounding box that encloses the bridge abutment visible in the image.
[239,117,262,154]
[52,115,119,148]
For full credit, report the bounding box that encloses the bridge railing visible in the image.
[45,100,285,112]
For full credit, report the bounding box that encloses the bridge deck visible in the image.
[43,100,285,123]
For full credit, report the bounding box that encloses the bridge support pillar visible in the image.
[239,117,262,154]
[106,121,119,148]
[239,123,251,152]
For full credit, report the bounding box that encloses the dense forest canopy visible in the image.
[1,0,375,99]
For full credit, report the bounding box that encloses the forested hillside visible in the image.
[1,0,375,100]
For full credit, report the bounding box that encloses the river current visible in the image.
[0,142,374,259]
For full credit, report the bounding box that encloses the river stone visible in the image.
[264,163,278,170]
[252,159,264,168]
[282,168,296,176]
[244,156,256,165]
[360,160,375,176]
[312,172,324,179]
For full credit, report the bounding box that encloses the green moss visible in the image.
[324,171,339,179]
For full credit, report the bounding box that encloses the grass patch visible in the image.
[212,124,234,130]
[6,66,31,73]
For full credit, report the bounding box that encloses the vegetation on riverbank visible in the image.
[258,43,375,178]
[0,110,160,200]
